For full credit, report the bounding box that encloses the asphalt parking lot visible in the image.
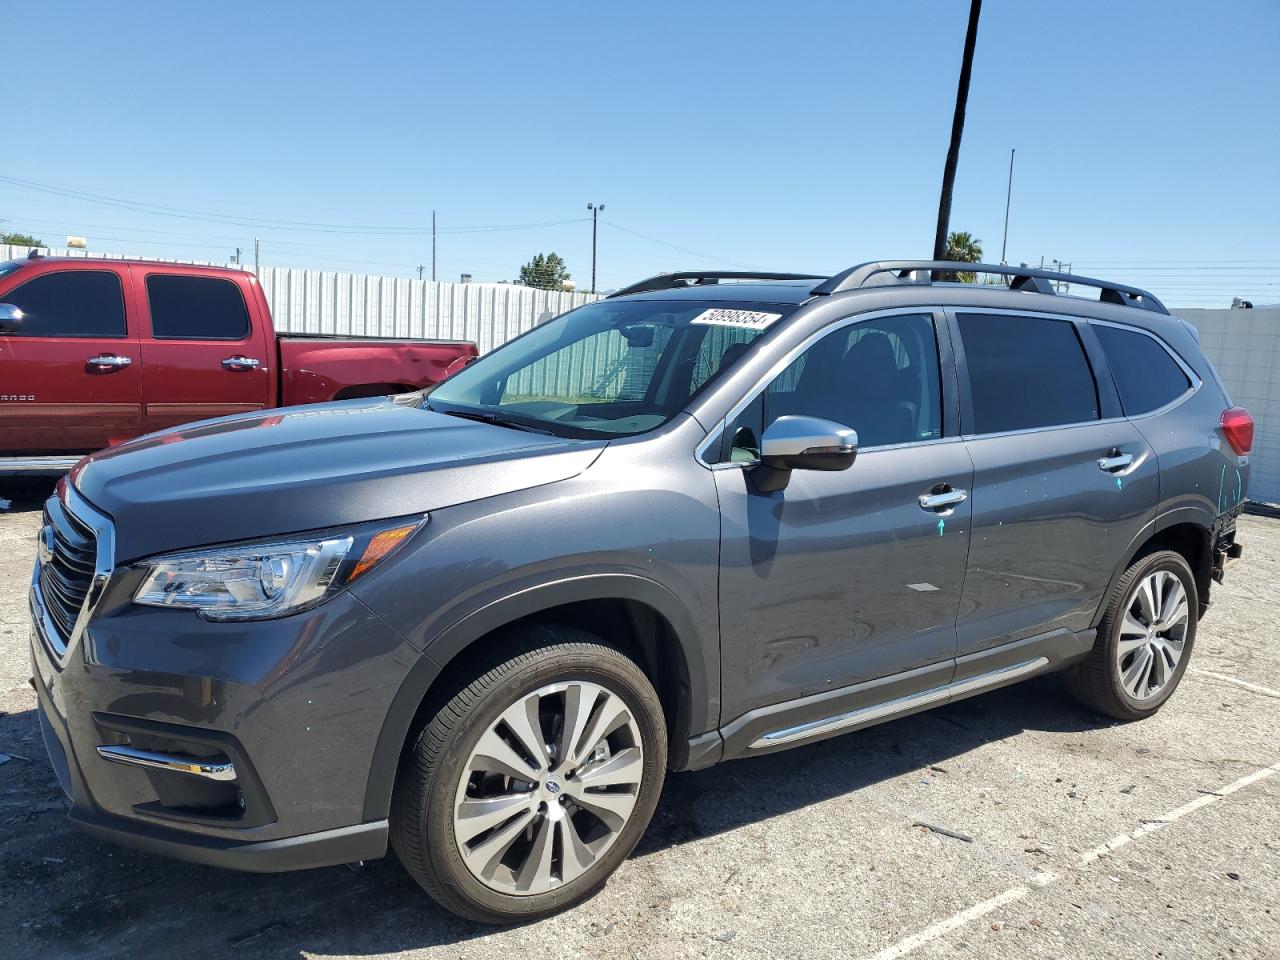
[1,485,1277,960]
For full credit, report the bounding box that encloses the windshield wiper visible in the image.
[429,405,556,436]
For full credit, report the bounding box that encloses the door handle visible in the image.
[222,356,261,371]
[86,354,132,371]
[919,486,968,512]
[1097,450,1134,473]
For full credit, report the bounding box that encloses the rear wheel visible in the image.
[390,625,667,924]
[1066,550,1197,720]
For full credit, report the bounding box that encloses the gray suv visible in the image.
[31,261,1252,923]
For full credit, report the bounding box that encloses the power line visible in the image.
[0,175,588,236]
[604,221,756,269]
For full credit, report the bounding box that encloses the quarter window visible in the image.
[147,275,251,340]
[1094,324,1191,415]
[724,312,943,460]
[0,270,125,338]
[957,313,1099,434]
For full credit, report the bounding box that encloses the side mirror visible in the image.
[0,304,23,333]
[752,415,858,493]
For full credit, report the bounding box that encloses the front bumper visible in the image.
[30,569,416,872]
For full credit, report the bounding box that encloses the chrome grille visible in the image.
[38,492,101,645]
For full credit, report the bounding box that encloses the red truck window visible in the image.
[147,274,250,340]
[2,270,126,338]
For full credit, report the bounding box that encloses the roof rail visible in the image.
[811,261,1169,315]
[608,271,828,299]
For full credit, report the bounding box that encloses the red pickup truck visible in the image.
[0,255,477,475]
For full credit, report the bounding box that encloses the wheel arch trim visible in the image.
[1092,508,1213,629]
[360,572,714,821]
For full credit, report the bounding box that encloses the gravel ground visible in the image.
[1,483,1277,960]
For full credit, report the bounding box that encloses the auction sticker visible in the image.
[690,308,783,330]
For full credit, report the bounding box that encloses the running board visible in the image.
[748,656,1049,750]
[0,456,80,476]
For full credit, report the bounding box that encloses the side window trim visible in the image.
[946,306,1128,440]
[696,307,953,467]
[1085,317,1202,419]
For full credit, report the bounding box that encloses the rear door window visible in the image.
[957,313,1099,434]
[1,270,125,337]
[146,274,250,340]
[1093,324,1191,415]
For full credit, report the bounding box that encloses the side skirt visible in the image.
[713,626,1095,761]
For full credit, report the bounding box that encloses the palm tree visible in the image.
[942,231,983,283]
[932,0,983,262]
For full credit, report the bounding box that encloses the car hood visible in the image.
[73,398,605,562]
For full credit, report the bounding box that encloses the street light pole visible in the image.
[587,202,605,293]
[1001,147,1015,264]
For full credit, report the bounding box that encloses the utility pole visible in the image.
[431,210,437,282]
[1000,147,1015,264]
[587,202,605,294]
[932,0,983,261]
[254,238,260,277]
[417,265,424,280]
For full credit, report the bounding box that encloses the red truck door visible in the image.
[0,263,143,453]
[135,265,273,433]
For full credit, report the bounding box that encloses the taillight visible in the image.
[1220,406,1254,456]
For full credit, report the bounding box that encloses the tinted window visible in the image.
[147,275,250,340]
[724,312,942,460]
[1,270,125,338]
[1094,324,1191,415]
[958,313,1098,434]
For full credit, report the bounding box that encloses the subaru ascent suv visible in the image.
[31,261,1251,923]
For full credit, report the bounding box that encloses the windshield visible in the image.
[427,298,795,438]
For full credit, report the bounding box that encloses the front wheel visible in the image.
[1066,550,1197,720]
[390,625,667,924]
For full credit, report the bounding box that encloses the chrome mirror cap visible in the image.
[0,303,24,331]
[753,415,858,493]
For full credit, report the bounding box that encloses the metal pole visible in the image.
[932,0,983,260]
[431,210,436,282]
[254,238,260,277]
[587,202,605,294]
[1000,147,1015,264]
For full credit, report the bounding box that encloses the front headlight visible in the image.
[132,516,425,621]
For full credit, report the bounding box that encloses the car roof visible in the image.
[3,255,251,276]
[608,279,818,306]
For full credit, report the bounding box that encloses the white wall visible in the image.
[1,244,598,355]
[1179,308,1280,504]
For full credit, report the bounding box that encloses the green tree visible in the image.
[943,230,983,283]
[518,252,571,290]
[1,232,44,247]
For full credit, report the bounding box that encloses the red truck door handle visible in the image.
[86,354,133,372]
[221,356,261,371]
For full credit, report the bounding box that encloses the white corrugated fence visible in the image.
[1,244,598,354]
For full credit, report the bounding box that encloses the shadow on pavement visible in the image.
[0,675,1110,958]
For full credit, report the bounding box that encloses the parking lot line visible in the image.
[859,759,1280,960]
[1189,668,1280,700]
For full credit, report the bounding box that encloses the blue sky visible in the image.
[4,0,1277,305]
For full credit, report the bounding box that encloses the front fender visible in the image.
[360,571,717,822]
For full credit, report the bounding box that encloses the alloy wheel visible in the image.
[1115,569,1190,701]
[452,680,644,895]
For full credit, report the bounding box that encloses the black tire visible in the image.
[1066,550,1198,720]
[390,623,667,924]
